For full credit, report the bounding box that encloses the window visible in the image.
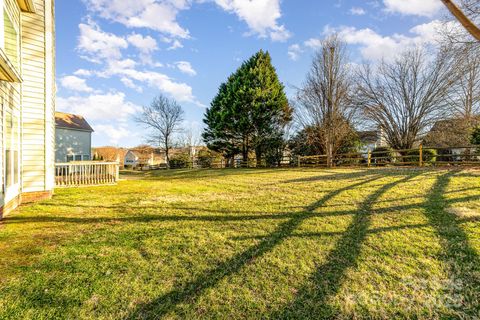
[66,155,90,162]
[3,10,18,70]
[5,110,19,188]
[0,4,20,82]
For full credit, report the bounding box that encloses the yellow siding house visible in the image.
[0,0,55,217]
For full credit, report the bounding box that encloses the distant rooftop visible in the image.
[55,112,94,132]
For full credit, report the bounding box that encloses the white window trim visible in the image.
[0,3,21,82]
[66,154,91,162]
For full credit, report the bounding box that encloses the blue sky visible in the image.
[56,0,448,147]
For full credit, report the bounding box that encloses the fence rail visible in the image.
[55,161,120,187]
[298,146,480,168]
[157,146,480,170]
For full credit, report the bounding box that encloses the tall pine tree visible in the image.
[203,50,291,166]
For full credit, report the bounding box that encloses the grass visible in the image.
[0,168,479,319]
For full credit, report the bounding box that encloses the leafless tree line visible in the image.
[296,34,479,154]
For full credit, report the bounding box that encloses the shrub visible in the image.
[169,152,191,169]
[406,148,437,164]
[436,149,454,163]
[196,149,222,168]
[371,147,394,164]
[471,126,480,145]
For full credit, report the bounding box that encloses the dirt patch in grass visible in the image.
[447,207,480,219]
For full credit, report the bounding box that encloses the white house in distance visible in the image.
[358,130,386,153]
[55,112,94,162]
[0,0,55,218]
[124,147,166,169]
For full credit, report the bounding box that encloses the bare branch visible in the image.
[356,47,459,150]
[135,95,184,168]
[296,35,360,165]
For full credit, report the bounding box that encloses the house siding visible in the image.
[55,128,92,162]
[0,0,22,209]
[21,0,55,193]
[0,0,55,217]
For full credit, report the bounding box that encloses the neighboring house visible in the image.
[93,146,128,166]
[357,130,385,153]
[0,0,55,218]
[423,117,480,155]
[170,146,207,159]
[124,146,166,168]
[55,112,94,162]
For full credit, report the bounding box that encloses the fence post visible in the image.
[367,150,371,167]
[419,145,423,167]
[297,156,301,167]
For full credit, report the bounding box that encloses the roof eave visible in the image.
[17,0,37,13]
[55,126,94,133]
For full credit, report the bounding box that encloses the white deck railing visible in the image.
[55,161,120,187]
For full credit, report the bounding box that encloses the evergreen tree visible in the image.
[203,50,291,166]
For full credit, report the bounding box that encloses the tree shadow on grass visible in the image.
[270,173,420,319]
[422,171,480,318]
[125,175,383,319]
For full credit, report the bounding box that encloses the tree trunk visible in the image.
[242,136,249,167]
[325,132,333,168]
[165,148,170,169]
[165,139,170,169]
[255,147,262,168]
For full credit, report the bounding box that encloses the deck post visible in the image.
[115,162,120,182]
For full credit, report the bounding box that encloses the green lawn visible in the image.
[0,168,479,319]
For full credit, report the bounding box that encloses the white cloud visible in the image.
[127,33,159,64]
[103,60,200,104]
[120,77,144,92]
[78,21,128,62]
[73,69,93,77]
[60,75,94,92]
[321,20,445,61]
[57,92,140,122]
[75,10,203,106]
[304,38,322,49]
[161,37,184,50]
[168,39,184,50]
[106,59,138,72]
[125,69,197,103]
[213,0,291,41]
[94,124,133,144]
[127,33,158,53]
[175,61,197,76]
[349,7,366,15]
[82,0,291,43]
[383,0,443,17]
[82,0,190,39]
[287,44,303,61]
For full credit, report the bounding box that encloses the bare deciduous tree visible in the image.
[447,44,480,119]
[356,47,458,150]
[136,95,184,168]
[296,35,359,166]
